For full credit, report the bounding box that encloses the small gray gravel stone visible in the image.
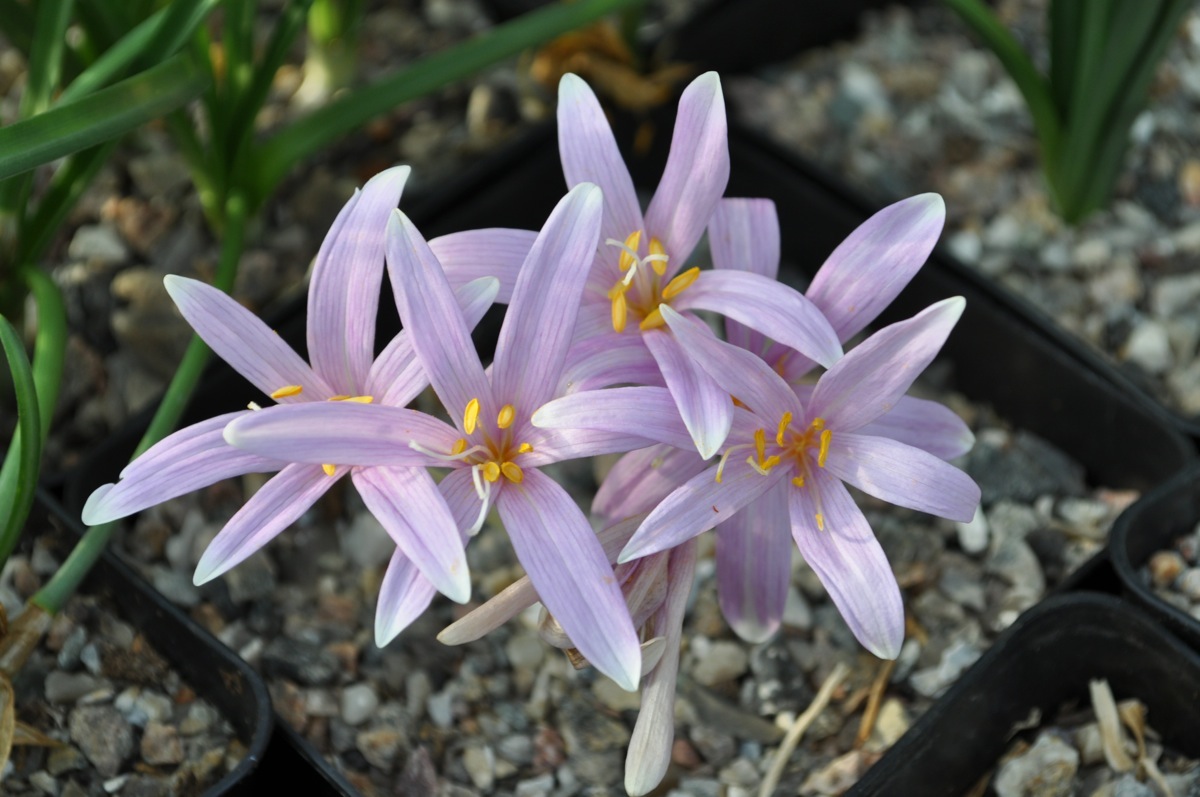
[45,672,102,704]
[340,683,378,726]
[993,732,1078,797]
[69,705,134,778]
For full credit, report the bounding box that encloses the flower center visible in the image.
[604,231,698,334]
[713,413,832,530]
[453,398,531,486]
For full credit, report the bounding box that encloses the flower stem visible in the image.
[31,192,249,615]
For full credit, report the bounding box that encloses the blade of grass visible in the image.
[253,0,644,198]
[0,270,65,566]
[0,54,208,182]
[60,0,220,104]
[22,0,75,117]
[941,0,1062,164]
[1048,0,1082,114]
[0,314,42,568]
[0,0,35,56]
[18,143,116,266]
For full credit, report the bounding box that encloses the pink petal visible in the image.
[672,270,842,368]
[385,210,493,429]
[557,73,644,251]
[716,481,790,643]
[521,426,655,466]
[530,387,695,450]
[492,183,603,416]
[593,444,708,522]
[808,297,966,432]
[164,276,334,401]
[496,469,642,691]
[644,327,732,459]
[644,72,729,271]
[807,193,945,342]
[308,166,410,394]
[429,228,537,304]
[858,395,975,460]
[194,463,338,584]
[82,412,284,525]
[823,432,980,522]
[353,467,471,603]
[788,469,904,659]
[559,332,661,393]
[375,548,437,646]
[709,198,780,354]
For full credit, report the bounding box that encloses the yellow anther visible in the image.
[761,455,781,471]
[500,462,524,483]
[464,398,481,434]
[792,476,805,488]
[322,464,336,476]
[818,429,832,468]
[661,266,699,301]
[618,231,642,271]
[776,412,793,447]
[517,442,533,454]
[648,238,668,276]
[451,438,468,455]
[815,513,825,531]
[482,461,501,482]
[343,395,374,404]
[607,280,629,300]
[497,404,515,429]
[753,429,766,464]
[811,417,826,431]
[271,384,303,399]
[612,292,628,333]
[328,395,350,401]
[638,306,666,331]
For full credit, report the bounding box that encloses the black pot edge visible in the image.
[1110,462,1200,652]
[849,591,1200,796]
[37,489,275,797]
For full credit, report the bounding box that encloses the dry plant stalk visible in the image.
[855,658,897,748]
[1089,678,1135,771]
[759,662,850,797]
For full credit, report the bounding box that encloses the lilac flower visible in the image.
[222,184,658,690]
[536,295,980,658]
[552,72,841,457]
[81,166,504,640]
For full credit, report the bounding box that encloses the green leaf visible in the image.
[253,0,644,198]
[0,53,208,182]
[0,0,35,56]
[17,143,116,266]
[22,0,75,117]
[0,313,42,569]
[60,0,221,104]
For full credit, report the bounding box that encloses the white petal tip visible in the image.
[445,571,472,605]
[375,623,401,649]
[80,484,116,526]
[192,562,219,587]
[730,620,779,646]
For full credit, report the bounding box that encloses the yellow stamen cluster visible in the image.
[712,414,833,507]
[458,397,531,485]
[271,384,303,399]
[604,232,697,334]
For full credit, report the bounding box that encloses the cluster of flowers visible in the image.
[83,72,981,794]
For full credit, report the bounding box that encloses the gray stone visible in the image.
[223,553,276,604]
[1176,567,1200,600]
[68,225,128,264]
[140,722,183,766]
[150,567,200,607]
[505,632,545,671]
[462,744,496,791]
[340,683,378,726]
[497,734,534,765]
[47,745,88,776]
[262,637,340,686]
[69,705,134,778]
[355,726,405,770]
[967,432,1086,504]
[178,702,220,736]
[514,773,556,797]
[956,507,990,555]
[45,672,102,704]
[340,513,394,569]
[558,698,630,753]
[29,770,58,795]
[1123,319,1174,374]
[56,626,87,671]
[691,639,748,686]
[910,639,983,698]
[993,732,1078,797]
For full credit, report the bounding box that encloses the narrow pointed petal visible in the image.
[559,332,661,393]
[353,467,471,603]
[521,426,655,467]
[716,482,790,643]
[223,402,458,466]
[531,387,694,450]
[366,277,500,407]
[644,328,732,459]
[823,432,980,522]
[492,183,603,414]
[386,210,493,426]
[807,193,945,341]
[858,396,975,460]
[438,466,485,532]
[594,444,708,522]
[557,73,644,248]
[709,198,780,353]
[621,458,784,563]
[375,548,437,646]
[308,166,410,394]
[644,72,729,268]
[809,297,966,432]
[82,412,284,525]
[659,306,796,421]
[429,228,537,303]
[164,276,335,401]
[194,463,338,584]
[625,540,696,797]
[788,470,904,659]
[672,270,842,368]
[496,469,642,691]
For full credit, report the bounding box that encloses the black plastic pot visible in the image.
[33,490,273,796]
[848,591,1200,796]
[1110,462,1200,653]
